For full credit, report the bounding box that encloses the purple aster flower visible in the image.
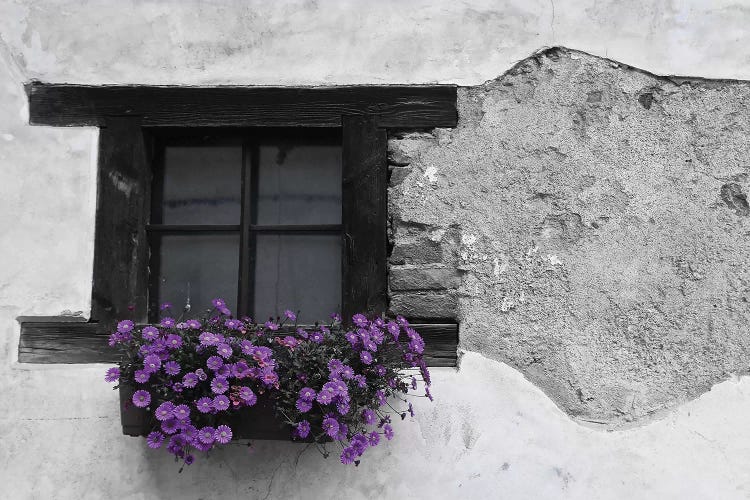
[339,365,354,380]
[384,424,394,440]
[360,351,373,365]
[132,390,151,408]
[239,387,256,405]
[165,334,182,350]
[186,319,201,329]
[295,420,311,439]
[184,454,195,465]
[224,319,241,330]
[199,331,217,346]
[212,298,226,308]
[215,425,232,444]
[336,423,349,441]
[159,302,172,311]
[409,337,425,354]
[336,401,350,415]
[143,354,161,373]
[160,317,175,328]
[352,314,369,328]
[340,446,357,465]
[211,377,229,394]
[195,368,207,381]
[322,417,339,439]
[365,340,378,352]
[328,359,344,375]
[362,408,377,425]
[206,356,223,371]
[309,331,323,343]
[316,390,334,406]
[219,306,231,316]
[196,397,213,414]
[117,320,134,334]
[164,361,181,376]
[104,367,120,383]
[198,426,216,445]
[107,332,119,347]
[173,404,190,421]
[264,320,279,331]
[172,383,184,393]
[233,361,250,378]
[161,418,179,435]
[354,374,367,389]
[396,315,409,327]
[296,327,308,339]
[133,369,149,384]
[425,386,433,401]
[330,312,342,323]
[240,340,254,355]
[146,431,164,449]
[368,431,380,447]
[142,326,159,340]
[296,399,312,413]
[155,402,175,421]
[216,343,233,359]
[351,433,369,455]
[213,395,230,411]
[386,321,400,339]
[376,390,387,406]
[298,387,316,402]
[284,309,296,321]
[411,376,418,390]
[344,331,359,346]
[182,372,198,388]
[217,364,231,378]
[375,365,386,377]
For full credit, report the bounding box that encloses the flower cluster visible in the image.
[106,300,431,467]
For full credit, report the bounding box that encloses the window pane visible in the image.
[256,143,342,225]
[154,233,240,314]
[253,234,341,323]
[159,146,242,224]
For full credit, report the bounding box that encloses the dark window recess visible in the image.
[19,84,459,366]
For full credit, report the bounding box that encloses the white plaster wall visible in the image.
[1,1,750,498]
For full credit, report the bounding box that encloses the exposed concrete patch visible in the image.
[389,47,750,427]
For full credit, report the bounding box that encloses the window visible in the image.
[19,83,458,365]
[148,128,344,323]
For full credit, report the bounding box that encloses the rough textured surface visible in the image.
[389,48,750,426]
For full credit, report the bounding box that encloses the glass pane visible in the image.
[154,233,240,315]
[253,234,341,323]
[256,142,342,225]
[159,146,242,224]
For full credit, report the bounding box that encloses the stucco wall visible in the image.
[2,1,750,498]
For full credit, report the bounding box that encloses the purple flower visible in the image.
[165,334,182,349]
[344,331,359,346]
[295,399,312,413]
[155,402,175,421]
[354,375,367,389]
[330,313,342,323]
[376,390,387,406]
[211,377,229,394]
[215,425,232,444]
[172,382,183,393]
[173,404,190,420]
[240,340,254,355]
[408,402,415,417]
[336,423,349,441]
[368,431,380,447]
[298,387,316,402]
[142,326,159,340]
[199,331,218,346]
[362,409,377,425]
[217,365,231,378]
[224,319,241,330]
[196,397,213,414]
[340,446,357,465]
[336,400,350,415]
[182,372,198,388]
[239,387,256,405]
[186,319,201,329]
[213,395,230,411]
[206,356,223,371]
[212,298,226,308]
[159,302,172,311]
[219,306,231,316]
[265,320,279,331]
[328,359,344,375]
[132,390,151,408]
[160,317,175,328]
[295,420,311,439]
[360,351,373,365]
[322,417,339,439]
[365,340,378,352]
[352,314,369,328]
[296,327,308,339]
[195,368,207,381]
[351,433,369,455]
[425,386,433,402]
[104,367,120,383]
[216,343,233,359]
[184,454,195,465]
[316,390,333,405]
[198,426,216,445]
[161,418,179,435]
[309,331,323,343]
[384,424,394,440]
[396,315,409,327]
[386,321,399,340]
[143,354,161,373]
[339,365,354,380]
[284,309,297,321]
[146,431,164,449]
[164,361,181,376]
[411,376,418,390]
[375,365,386,377]
[117,320,134,333]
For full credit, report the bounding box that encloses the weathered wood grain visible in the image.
[27,83,458,128]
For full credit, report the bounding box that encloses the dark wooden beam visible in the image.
[18,320,458,366]
[26,83,458,128]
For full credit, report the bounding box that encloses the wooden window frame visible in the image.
[18,83,459,366]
